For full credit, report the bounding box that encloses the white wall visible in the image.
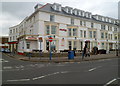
[59,24,67,37]
[38,21,45,35]
[55,14,70,24]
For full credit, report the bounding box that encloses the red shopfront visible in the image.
[8,41,18,53]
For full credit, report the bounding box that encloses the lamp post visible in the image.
[116,41,118,56]
[39,37,43,59]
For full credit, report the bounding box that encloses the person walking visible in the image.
[85,48,90,57]
[82,44,87,59]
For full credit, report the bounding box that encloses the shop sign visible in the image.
[59,29,67,32]
[26,36,37,40]
[39,37,43,42]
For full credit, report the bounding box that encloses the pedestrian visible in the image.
[82,45,87,59]
[73,48,76,57]
[85,48,90,57]
[94,46,98,55]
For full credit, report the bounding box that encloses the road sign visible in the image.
[49,37,53,42]
[39,37,43,42]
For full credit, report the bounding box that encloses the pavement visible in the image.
[4,52,120,63]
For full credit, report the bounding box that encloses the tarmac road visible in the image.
[1,52,119,85]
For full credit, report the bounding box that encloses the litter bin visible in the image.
[68,51,74,59]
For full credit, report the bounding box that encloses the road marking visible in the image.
[61,71,69,74]
[32,72,60,80]
[88,66,102,72]
[3,66,12,69]
[88,68,96,72]
[33,76,46,80]
[104,78,117,86]
[7,79,30,82]
[0,59,9,63]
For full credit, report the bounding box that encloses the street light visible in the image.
[116,42,118,56]
[39,37,43,58]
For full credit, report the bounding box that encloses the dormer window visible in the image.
[63,6,73,14]
[106,18,109,22]
[89,13,92,18]
[82,11,85,17]
[51,3,61,11]
[109,19,111,23]
[85,12,91,18]
[73,9,77,15]
[102,17,104,21]
[104,17,107,22]
[67,7,73,14]
[77,10,81,16]
[85,12,89,18]
[98,16,102,21]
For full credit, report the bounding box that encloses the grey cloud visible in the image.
[1,2,40,36]
[2,2,39,19]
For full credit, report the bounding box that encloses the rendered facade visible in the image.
[8,3,119,54]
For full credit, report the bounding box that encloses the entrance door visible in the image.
[109,43,113,50]
[46,40,49,51]
[46,40,56,52]
[51,40,56,51]
[85,41,90,48]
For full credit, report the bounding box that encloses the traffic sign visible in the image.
[39,37,43,42]
[49,37,53,42]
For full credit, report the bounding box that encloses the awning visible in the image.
[8,41,18,44]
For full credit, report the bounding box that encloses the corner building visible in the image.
[9,3,119,54]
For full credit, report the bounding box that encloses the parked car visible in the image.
[0,48,11,53]
[0,48,5,52]
[4,49,11,53]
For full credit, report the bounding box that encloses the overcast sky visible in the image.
[0,0,120,36]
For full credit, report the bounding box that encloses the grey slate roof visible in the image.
[29,3,119,26]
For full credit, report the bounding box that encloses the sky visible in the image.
[0,0,120,36]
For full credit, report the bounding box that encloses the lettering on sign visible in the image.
[26,36,37,40]
[59,29,67,32]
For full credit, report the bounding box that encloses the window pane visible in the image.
[89,31,92,38]
[73,28,77,36]
[84,31,86,38]
[101,32,104,38]
[51,25,56,34]
[50,15,54,22]
[91,23,94,28]
[105,33,108,39]
[93,31,96,38]
[80,30,83,37]
[46,25,50,35]
[73,41,77,50]
[71,18,74,25]
[26,42,30,49]
[68,28,72,36]
[68,41,72,50]
[80,21,82,26]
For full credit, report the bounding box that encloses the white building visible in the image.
[9,3,119,54]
